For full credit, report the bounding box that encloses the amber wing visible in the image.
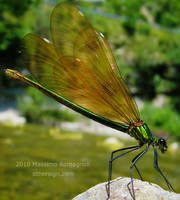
[23,2,140,125]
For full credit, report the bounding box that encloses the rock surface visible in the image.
[72,177,180,200]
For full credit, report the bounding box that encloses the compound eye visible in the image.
[160,138,165,144]
[158,138,167,153]
[159,138,166,145]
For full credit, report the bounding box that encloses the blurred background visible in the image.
[0,0,180,199]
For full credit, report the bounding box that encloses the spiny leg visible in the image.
[106,145,140,200]
[127,144,150,200]
[153,147,175,192]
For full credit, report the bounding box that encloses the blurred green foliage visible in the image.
[141,103,180,139]
[0,0,42,63]
[17,87,78,123]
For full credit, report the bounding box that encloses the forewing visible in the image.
[24,2,140,125]
[50,3,140,124]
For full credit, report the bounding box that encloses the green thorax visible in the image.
[129,123,155,145]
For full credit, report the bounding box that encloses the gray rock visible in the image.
[72,177,180,200]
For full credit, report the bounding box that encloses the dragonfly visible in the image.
[5,2,174,200]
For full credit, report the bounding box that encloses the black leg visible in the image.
[132,153,144,181]
[127,144,150,200]
[111,146,144,181]
[153,147,175,192]
[110,146,140,160]
[106,145,140,200]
